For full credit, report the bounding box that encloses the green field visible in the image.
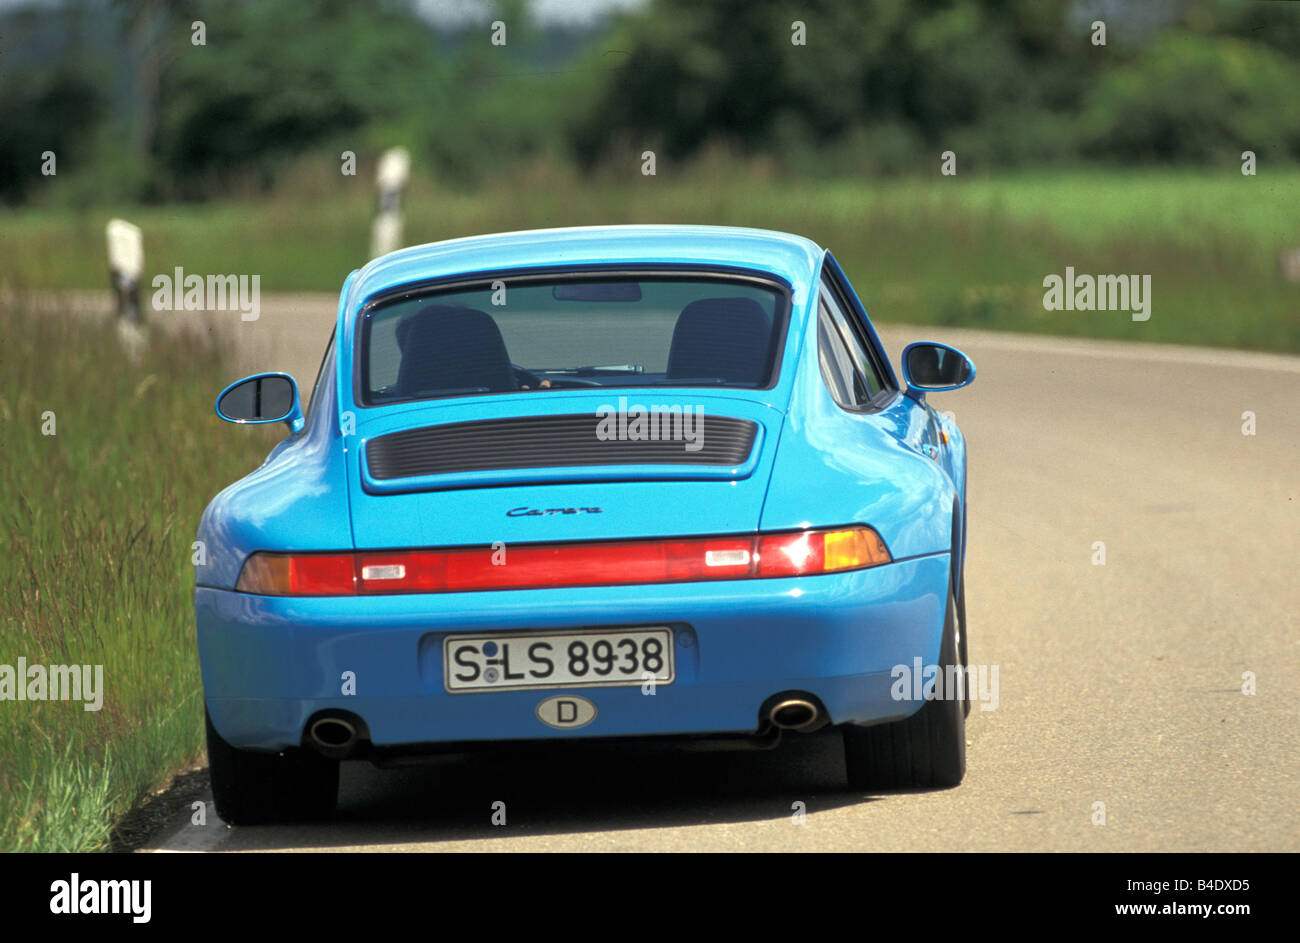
[0,305,275,852]
[4,168,1298,352]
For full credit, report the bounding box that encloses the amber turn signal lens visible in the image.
[234,553,291,594]
[822,527,891,571]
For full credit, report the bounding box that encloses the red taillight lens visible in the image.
[757,527,891,577]
[235,552,356,595]
[354,536,755,593]
[234,526,890,596]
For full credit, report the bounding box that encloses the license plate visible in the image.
[444,627,675,693]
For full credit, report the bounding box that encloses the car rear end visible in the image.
[197,243,946,765]
[198,540,947,756]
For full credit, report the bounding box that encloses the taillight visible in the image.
[234,526,891,596]
[235,552,355,595]
[757,527,891,577]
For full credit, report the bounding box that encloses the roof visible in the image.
[344,225,826,312]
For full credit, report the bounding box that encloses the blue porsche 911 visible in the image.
[196,224,976,823]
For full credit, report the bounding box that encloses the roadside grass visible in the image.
[0,303,276,852]
[2,167,1298,351]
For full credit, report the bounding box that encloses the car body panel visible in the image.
[758,261,957,560]
[345,392,782,550]
[198,552,948,750]
[195,224,972,756]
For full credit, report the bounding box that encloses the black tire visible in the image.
[957,572,972,718]
[205,709,339,825]
[842,587,967,790]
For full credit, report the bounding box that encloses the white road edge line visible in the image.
[882,323,1300,373]
[140,792,227,853]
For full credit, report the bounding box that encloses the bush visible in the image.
[1081,33,1300,164]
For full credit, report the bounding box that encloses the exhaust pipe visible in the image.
[768,698,820,731]
[308,716,359,758]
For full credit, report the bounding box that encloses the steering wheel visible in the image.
[512,365,545,389]
[511,366,603,390]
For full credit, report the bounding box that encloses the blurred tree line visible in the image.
[1,0,1298,205]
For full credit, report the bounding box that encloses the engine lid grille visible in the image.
[366,412,758,481]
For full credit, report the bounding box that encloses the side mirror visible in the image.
[215,372,304,433]
[901,342,976,395]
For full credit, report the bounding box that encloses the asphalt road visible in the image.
[146,295,1298,852]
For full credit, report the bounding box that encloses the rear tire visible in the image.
[206,709,339,825]
[842,587,967,789]
[957,573,971,718]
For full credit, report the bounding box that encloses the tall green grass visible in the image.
[2,166,1298,351]
[0,304,275,851]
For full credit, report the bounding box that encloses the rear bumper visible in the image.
[196,552,950,752]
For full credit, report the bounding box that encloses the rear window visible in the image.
[358,271,789,405]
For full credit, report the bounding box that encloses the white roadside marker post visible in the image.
[106,218,147,360]
[370,147,411,260]
[1280,248,1300,284]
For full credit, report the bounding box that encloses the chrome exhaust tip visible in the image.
[308,717,358,758]
[768,698,820,731]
